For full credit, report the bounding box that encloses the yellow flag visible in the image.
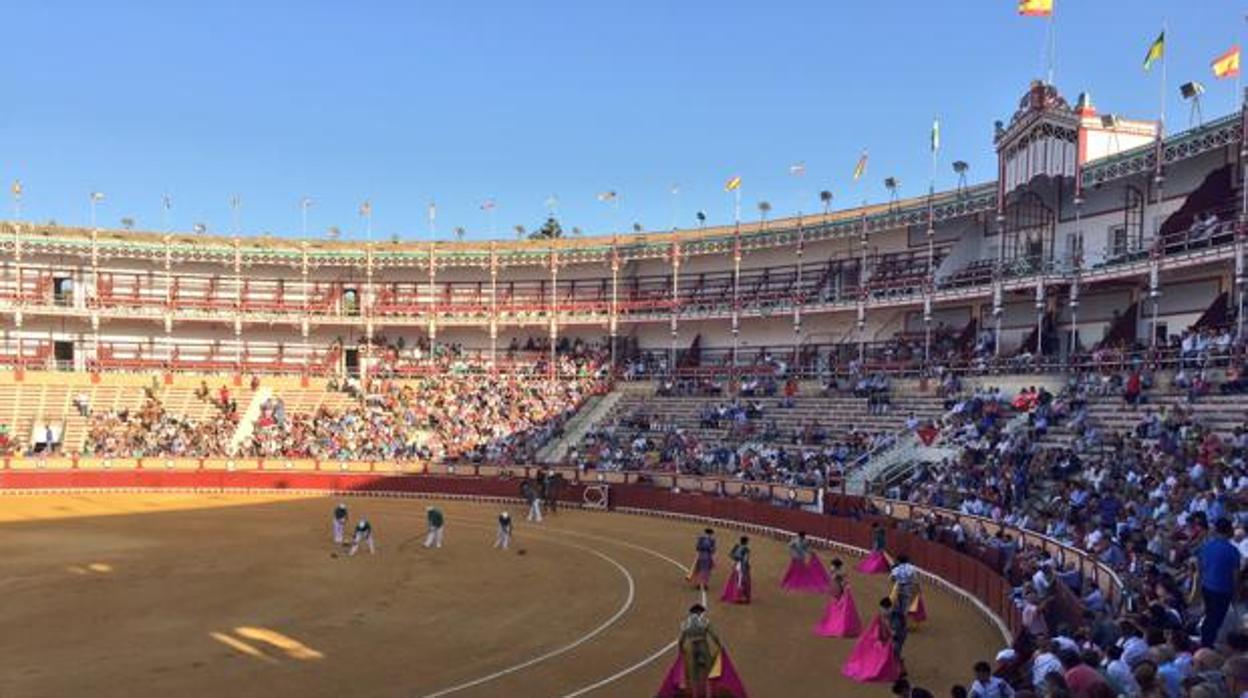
[724,176,742,192]
[852,151,868,181]
[10,180,21,198]
[1143,31,1165,71]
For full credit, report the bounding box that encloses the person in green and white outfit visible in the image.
[494,511,512,550]
[348,517,375,556]
[424,506,445,548]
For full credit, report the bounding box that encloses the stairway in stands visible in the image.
[533,392,614,464]
[229,386,274,456]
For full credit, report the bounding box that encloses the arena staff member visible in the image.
[332,502,349,546]
[348,517,375,556]
[494,511,512,550]
[424,506,445,549]
[522,478,543,522]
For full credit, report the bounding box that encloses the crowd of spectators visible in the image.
[85,395,235,458]
[84,350,607,463]
[244,363,602,463]
[877,361,1246,698]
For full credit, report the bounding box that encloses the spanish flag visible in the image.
[852,151,868,181]
[724,175,741,192]
[1017,0,1052,17]
[1143,31,1165,71]
[1213,45,1241,79]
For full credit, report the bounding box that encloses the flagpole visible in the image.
[1237,40,1243,110]
[926,118,938,371]
[734,187,741,224]
[1048,5,1058,86]
[670,185,678,231]
[230,195,241,236]
[1160,21,1168,136]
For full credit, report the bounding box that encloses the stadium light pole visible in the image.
[1069,194,1083,368]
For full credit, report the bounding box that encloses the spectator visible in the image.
[1196,518,1241,648]
[970,660,1015,698]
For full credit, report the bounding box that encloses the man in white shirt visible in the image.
[950,521,967,549]
[1103,645,1141,697]
[1031,641,1063,690]
[1032,561,1054,598]
[970,660,1014,698]
[890,555,920,614]
[1235,526,1248,569]
[1118,623,1148,667]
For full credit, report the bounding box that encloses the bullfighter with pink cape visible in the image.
[857,522,892,574]
[720,536,752,604]
[855,549,892,574]
[656,604,749,698]
[780,532,829,593]
[841,598,904,683]
[686,529,716,590]
[813,560,862,637]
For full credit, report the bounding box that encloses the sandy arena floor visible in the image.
[0,494,1003,697]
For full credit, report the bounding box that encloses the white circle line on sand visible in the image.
[0,487,738,694]
[417,534,637,698]
[544,528,691,697]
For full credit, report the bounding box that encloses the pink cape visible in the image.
[780,554,831,594]
[687,556,714,587]
[813,584,862,638]
[656,646,749,697]
[841,615,901,683]
[855,549,891,575]
[720,565,751,604]
[805,552,831,594]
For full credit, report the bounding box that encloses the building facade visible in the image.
[1,82,1244,378]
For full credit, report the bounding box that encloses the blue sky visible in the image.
[1,1,1242,240]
